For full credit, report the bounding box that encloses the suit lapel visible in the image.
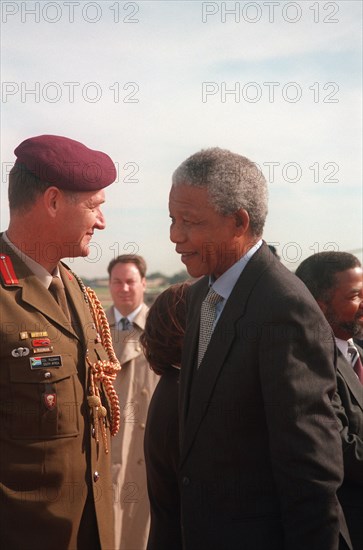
[22,273,74,333]
[180,243,271,465]
[133,303,148,331]
[337,350,363,409]
[106,307,116,328]
[179,280,206,436]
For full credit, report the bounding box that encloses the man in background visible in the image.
[296,251,363,549]
[106,254,158,550]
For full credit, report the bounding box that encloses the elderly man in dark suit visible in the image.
[168,147,351,550]
[296,252,363,549]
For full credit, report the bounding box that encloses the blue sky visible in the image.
[1,0,362,277]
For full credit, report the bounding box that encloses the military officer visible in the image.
[0,135,120,549]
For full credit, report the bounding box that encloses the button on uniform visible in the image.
[93,471,100,482]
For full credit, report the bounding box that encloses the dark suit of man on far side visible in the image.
[296,252,363,549]
[335,347,363,549]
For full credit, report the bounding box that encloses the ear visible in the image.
[233,208,250,235]
[43,187,63,218]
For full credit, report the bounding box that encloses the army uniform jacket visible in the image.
[0,235,115,550]
[106,304,159,550]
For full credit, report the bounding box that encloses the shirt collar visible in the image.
[335,337,349,359]
[211,239,263,300]
[113,303,143,325]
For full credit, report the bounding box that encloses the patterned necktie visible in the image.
[120,317,132,331]
[49,276,70,321]
[197,287,222,367]
[348,341,363,384]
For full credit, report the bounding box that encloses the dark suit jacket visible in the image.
[179,243,349,550]
[334,348,363,549]
[144,367,183,550]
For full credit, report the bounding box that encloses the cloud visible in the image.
[1,0,361,276]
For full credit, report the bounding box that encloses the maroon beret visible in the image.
[14,134,116,191]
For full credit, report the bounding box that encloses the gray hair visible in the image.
[172,147,268,237]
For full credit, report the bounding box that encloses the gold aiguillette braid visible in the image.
[85,287,121,448]
[70,269,121,454]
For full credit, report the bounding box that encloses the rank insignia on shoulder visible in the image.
[0,254,19,285]
[43,392,57,410]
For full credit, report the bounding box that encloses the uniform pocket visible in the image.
[9,353,80,439]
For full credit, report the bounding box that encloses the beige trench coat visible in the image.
[106,305,159,550]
